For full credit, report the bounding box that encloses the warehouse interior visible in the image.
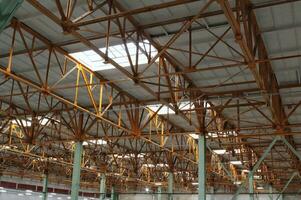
[1,0,301,199]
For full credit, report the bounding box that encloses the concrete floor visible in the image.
[2,189,300,200]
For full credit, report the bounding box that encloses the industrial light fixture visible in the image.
[82,139,107,145]
[115,153,145,159]
[142,163,168,168]
[142,163,155,168]
[189,133,199,139]
[213,149,226,154]
[192,182,198,185]
[208,132,218,138]
[234,149,241,154]
[145,188,150,192]
[254,175,262,180]
[233,181,242,185]
[257,186,264,190]
[230,160,242,165]
[156,163,169,167]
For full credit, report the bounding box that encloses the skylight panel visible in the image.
[142,163,168,168]
[11,119,32,127]
[11,116,59,127]
[230,160,242,165]
[82,139,107,145]
[178,101,195,111]
[146,101,196,115]
[189,133,199,139]
[70,40,158,71]
[147,104,175,115]
[212,149,226,154]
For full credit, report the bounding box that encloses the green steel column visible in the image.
[198,134,206,200]
[157,186,162,200]
[71,142,83,200]
[248,172,254,200]
[269,185,273,200]
[210,187,214,200]
[111,186,117,200]
[99,174,106,200]
[168,172,173,200]
[42,173,48,200]
[0,0,23,33]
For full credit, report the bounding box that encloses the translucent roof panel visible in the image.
[70,41,157,71]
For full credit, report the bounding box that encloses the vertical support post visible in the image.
[157,186,162,200]
[269,185,273,200]
[42,173,48,200]
[198,134,206,200]
[248,173,254,200]
[99,174,106,200]
[209,187,214,200]
[111,185,117,200]
[168,172,173,200]
[71,142,83,200]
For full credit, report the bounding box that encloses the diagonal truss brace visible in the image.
[275,172,300,200]
[231,136,301,200]
[231,136,280,200]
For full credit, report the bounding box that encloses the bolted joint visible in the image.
[132,75,140,84]
[235,33,243,42]
[62,22,79,35]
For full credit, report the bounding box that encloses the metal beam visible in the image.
[269,185,273,200]
[111,185,117,200]
[73,0,198,27]
[232,136,279,199]
[168,172,173,200]
[99,173,106,200]
[158,186,162,200]
[251,136,280,174]
[71,142,83,200]
[231,181,246,200]
[248,174,254,200]
[248,136,280,199]
[42,173,48,200]
[198,134,206,200]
